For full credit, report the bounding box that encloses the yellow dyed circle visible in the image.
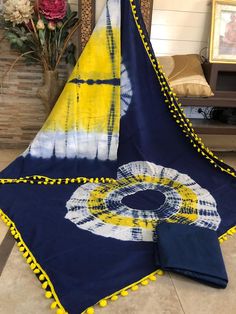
[65,162,220,242]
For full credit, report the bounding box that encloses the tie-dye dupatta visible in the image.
[0,0,236,313]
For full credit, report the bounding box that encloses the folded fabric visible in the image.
[155,222,228,288]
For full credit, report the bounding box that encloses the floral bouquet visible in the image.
[2,0,80,71]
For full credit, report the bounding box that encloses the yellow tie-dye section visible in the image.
[42,27,120,134]
[87,176,198,229]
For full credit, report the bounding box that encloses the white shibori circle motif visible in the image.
[65,161,221,242]
[121,62,133,117]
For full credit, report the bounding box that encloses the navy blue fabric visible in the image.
[119,0,236,238]
[155,223,228,288]
[0,0,235,313]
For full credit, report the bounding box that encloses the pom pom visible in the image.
[39,274,45,281]
[131,285,139,291]
[111,295,118,301]
[121,290,129,297]
[149,275,157,281]
[99,300,107,307]
[42,281,48,289]
[30,263,36,270]
[157,269,164,276]
[50,302,58,310]
[141,280,149,286]
[33,268,40,274]
[45,291,52,299]
[23,252,29,258]
[86,307,95,314]
[27,257,32,264]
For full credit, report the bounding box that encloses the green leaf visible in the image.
[69,12,78,19]
[20,36,28,42]
[66,4,72,18]
[66,17,79,28]
[16,38,23,47]
[6,32,18,40]
[38,29,46,45]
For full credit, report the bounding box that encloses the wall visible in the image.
[0,30,46,148]
[96,1,212,56]
[96,1,106,21]
[151,0,212,56]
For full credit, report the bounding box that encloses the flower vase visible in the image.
[37,70,65,116]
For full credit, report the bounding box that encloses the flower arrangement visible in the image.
[2,0,80,71]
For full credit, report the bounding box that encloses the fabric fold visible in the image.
[155,222,228,288]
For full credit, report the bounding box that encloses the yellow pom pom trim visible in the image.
[86,307,95,314]
[157,269,164,276]
[51,301,58,310]
[131,285,139,291]
[23,252,29,258]
[0,209,66,314]
[27,257,32,263]
[141,280,149,286]
[99,300,107,307]
[121,290,129,297]
[111,295,118,301]
[149,275,157,281]
[30,263,36,270]
[33,268,40,274]
[219,226,236,243]
[42,281,48,289]
[45,291,52,299]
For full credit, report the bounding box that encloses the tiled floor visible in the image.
[0,149,235,314]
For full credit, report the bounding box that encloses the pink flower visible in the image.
[38,0,67,21]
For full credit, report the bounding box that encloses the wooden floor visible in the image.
[0,149,235,314]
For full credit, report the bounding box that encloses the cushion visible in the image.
[157,54,213,97]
